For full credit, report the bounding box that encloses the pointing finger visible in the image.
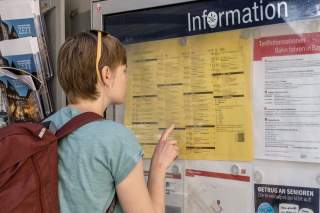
[160,124,175,141]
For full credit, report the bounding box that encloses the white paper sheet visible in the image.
[144,160,185,213]
[253,32,320,163]
[185,161,253,213]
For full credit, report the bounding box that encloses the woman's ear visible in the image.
[101,66,113,88]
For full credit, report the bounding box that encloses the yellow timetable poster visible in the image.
[124,30,253,161]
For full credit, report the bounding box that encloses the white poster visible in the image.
[253,32,320,163]
[144,160,185,213]
[185,161,253,213]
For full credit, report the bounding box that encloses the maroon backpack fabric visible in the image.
[0,112,105,213]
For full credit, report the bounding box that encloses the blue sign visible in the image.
[1,18,36,39]
[103,0,320,44]
[255,184,319,213]
[4,54,37,76]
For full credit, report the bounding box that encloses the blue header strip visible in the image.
[103,0,320,44]
[4,54,37,76]
[1,18,37,39]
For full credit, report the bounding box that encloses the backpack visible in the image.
[0,112,116,213]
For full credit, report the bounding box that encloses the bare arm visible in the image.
[147,125,178,212]
[116,160,158,213]
[116,125,178,213]
[147,166,166,213]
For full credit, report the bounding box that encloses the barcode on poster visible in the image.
[237,132,245,142]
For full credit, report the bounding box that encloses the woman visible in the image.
[46,31,179,213]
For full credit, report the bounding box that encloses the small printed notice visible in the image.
[255,184,319,213]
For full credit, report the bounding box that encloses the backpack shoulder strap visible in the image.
[106,195,117,213]
[56,112,103,140]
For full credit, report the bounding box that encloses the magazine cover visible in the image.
[0,67,43,123]
[0,0,53,78]
[0,0,37,39]
[0,37,53,116]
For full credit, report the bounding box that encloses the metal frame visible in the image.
[91,0,196,30]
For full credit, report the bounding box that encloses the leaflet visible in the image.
[0,67,43,122]
[0,37,53,116]
[0,0,37,39]
[185,161,253,213]
[125,30,253,160]
[255,184,319,213]
[253,32,320,162]
[144,160,185,213]
[0,0,53,78]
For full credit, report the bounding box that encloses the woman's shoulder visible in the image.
[83,119,138,145]
[89,120,134,136]
[86,120,143,161]
[46,107,134,139]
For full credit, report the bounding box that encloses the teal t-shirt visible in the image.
[46,107,143,213]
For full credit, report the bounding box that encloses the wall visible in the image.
[66,0,90,37]
[45,0,66,110]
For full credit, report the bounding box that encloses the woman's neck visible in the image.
[68,99,108,116]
